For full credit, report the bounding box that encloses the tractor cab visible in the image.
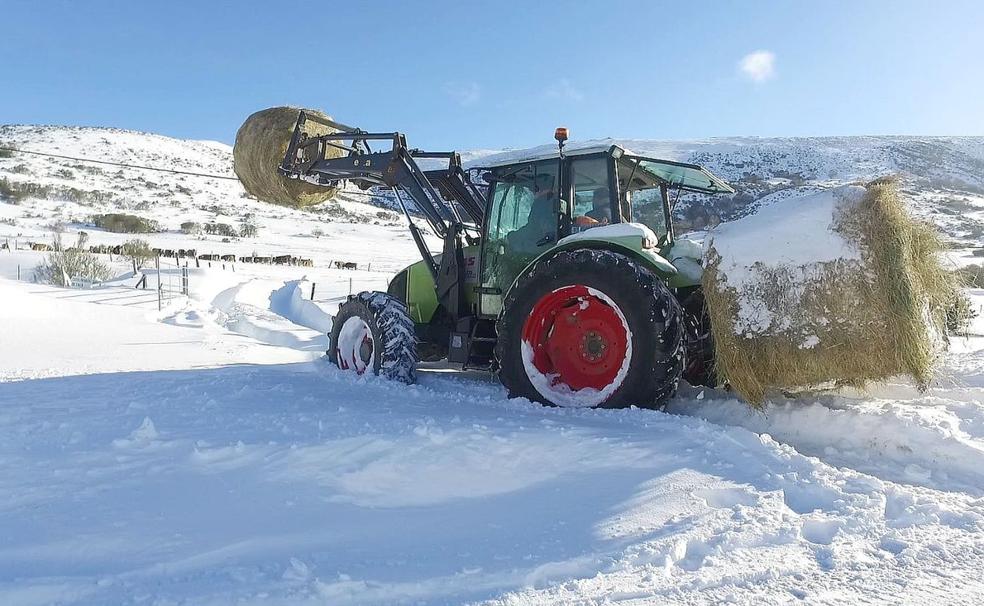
[475,143,734,317]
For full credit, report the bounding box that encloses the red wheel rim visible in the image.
[521,285,630,393]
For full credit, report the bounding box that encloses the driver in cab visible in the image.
[506,177,557,254]
[574,188,612,230]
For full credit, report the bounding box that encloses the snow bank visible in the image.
[270,278,334,334]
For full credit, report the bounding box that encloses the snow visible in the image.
[703,185,866,336]
[3,249,984,606]
[705,185,864,289]
[557,222,659,246]
[336,315,373,373]
[2,125,984,604]
[0,274,984,604]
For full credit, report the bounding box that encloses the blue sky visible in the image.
[2,0,982,150]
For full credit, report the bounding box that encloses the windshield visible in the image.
[616,157,670,241]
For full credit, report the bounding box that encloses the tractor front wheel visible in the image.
[496,249,684,409]
[328,291,418,384]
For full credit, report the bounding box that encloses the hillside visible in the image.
[3,126,983,272]
[0,124,417,276]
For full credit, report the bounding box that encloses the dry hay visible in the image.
[702,178,962,405]
[233,106,343,208]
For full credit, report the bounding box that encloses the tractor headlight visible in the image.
[642,235,657,249]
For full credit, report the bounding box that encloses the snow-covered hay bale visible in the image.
[233,106,342,208]
[703,179,960,405]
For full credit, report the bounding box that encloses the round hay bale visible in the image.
[700,180,959,405]
[233,106,343,208]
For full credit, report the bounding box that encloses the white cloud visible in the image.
[443,81,481,107]
[738,50,776,83]
[542,78,584,102]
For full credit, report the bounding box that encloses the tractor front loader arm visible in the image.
[279,111,485,307]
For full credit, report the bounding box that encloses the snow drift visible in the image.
[702,179,961,404]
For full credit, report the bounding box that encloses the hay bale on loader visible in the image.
[702,179,961,405]
[233,106,343,208]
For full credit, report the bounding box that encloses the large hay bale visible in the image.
[233,106,342,208]
[702,179,960,405]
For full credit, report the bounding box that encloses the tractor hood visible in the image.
[557,223,677,276]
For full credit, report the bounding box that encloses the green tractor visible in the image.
[281,115,734,408]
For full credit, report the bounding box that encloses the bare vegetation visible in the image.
[34,232,112,287]
[122,238,154,270]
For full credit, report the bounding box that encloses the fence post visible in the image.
[156,255,161,312]
[17,264,20,280]
[349,277,352,296]
[310,282,316,300]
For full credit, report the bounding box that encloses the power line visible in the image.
[0,145,398,202]
[0,146,240,180]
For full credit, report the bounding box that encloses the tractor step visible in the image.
[448,317,497,368]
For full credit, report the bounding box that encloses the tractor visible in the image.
[280,113,734,408]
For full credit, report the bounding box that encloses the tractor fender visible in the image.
[503,237,678,306]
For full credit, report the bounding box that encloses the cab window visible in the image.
[571,157,613,232]
[617,157,671,243]
[480,161,559,314]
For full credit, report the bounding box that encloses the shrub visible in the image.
[204,222,237,237]
[35,233,112,287]
[92,213,159,233]
[0,147,14,159]
[122,238,155,270]
[180,221,201,235]
[0,177,16,202]
[239,214,258,238]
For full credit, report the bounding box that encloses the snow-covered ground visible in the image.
[2,125,984,604]
[2,269,983,605]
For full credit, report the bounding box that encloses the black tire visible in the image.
[496,249,684,409]
[328,291,417,384]
[680,289,717,388]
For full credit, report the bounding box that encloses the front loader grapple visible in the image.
[279,112,734,409]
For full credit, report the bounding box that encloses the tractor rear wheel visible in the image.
[328,291,417,384]
[496,249,684,409]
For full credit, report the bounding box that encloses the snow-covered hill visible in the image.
[0,124,419,276]
[3,125,984,247]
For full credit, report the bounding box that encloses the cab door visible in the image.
[477,161,560,317]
